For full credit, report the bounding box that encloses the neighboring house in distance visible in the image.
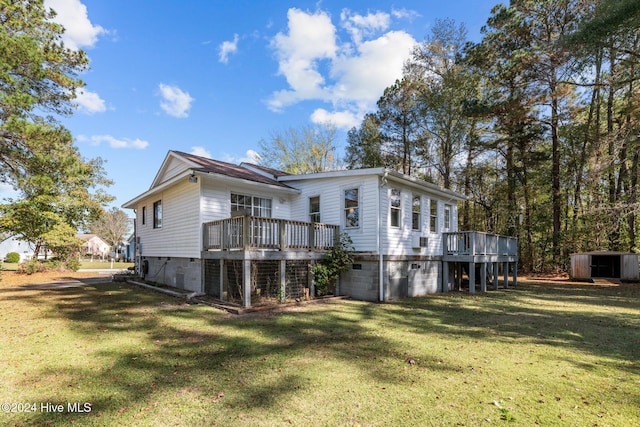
[123,234,136,262]
[0,235,35,262]
[77,234,110,259]
[123,150,518,307]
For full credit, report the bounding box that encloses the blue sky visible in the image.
[1,0,499,212]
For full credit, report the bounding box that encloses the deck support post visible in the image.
[243,258,251,307]
[493,262,499,290]
[442,261,449,292]
[279,259,287,302]
[503,262,509,289]
[513,261,518,286]
[309,260,316,297]
[480,262,487,292]
[219,259,224,300]
[456,263,463,290]
[468,262,475,294]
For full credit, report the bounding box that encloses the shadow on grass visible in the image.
[1,283,459,425]
[1,279,639,425]
[387,282,640,374]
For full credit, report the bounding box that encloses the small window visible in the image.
[352,263,363,270]
[430,199,438,233]
[141,206,146,225]
[390,188,401,228]
[444,204,452,230]
[153,200,162,229]
[412,195,421,231]
[344,188,359,228]
[309,196,320,223]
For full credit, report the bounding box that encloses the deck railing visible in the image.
[443,231,517,256]
[203,216,339,251]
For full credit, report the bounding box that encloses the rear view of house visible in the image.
[123,150,518,306]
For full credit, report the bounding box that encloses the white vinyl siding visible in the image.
[286,175,379,252]
[136,179,201,258]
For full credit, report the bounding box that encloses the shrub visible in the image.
[23,259,46,275]
[5,252,20,263]
[312,233,354,297]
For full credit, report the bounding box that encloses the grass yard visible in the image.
[0,279,638,426]
[0,261,134,272]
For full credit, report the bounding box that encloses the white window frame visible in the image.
[309,196,320,223]
[412,195,421,231]
[231,193,272,218]
[429,199,438,233]
[390,188,401,228]
[343,187,360,229]
[153,200,162,229]
[444,204,452,230]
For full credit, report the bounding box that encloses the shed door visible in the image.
[591,255,621,278]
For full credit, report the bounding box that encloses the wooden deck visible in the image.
[202,216,339,252]
[442,231,518,293]
[443,231,518,262]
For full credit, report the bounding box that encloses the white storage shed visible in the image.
[570,251,639,281]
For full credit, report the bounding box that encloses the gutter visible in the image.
[378,172,388,302]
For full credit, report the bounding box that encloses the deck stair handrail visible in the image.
[203,216,339,251]
[443,231,517,256]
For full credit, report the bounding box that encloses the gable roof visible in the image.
[76,234,109,244]
[123,151,296,209]
[173,151,292,188]
[279,167,467,201]
[123,150,466,210]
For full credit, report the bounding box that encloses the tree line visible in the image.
[259,1,640,273]
[338,0,640,273]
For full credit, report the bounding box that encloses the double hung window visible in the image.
[390,188,401,228]
[153,200,162,229]
[429,199,438,233]
[344,188,359,228]
[412,196,421,231]
[309,196,320,223]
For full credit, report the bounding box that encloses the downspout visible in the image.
[378,171,388,302]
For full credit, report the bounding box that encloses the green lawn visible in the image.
[0,261,134,271]
[0,280,638,426]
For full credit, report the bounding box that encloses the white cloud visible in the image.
[218,34,239,64]
[79,134,149,149]
[268,8,337,111]
[221,150,261,164]
[330,31,417,106]
[310,108,360,129]
[340,9,390,45]
[243,149,261,164]
[45,0,106,50]
[158,84,194,118]
[268,8,417,129]
[391,8,420,21]
[190,146,212,158]
[75,89,106,114]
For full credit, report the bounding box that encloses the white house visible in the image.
[0,235,35,262]
[77,234,110,259]
[123,150,518,306]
